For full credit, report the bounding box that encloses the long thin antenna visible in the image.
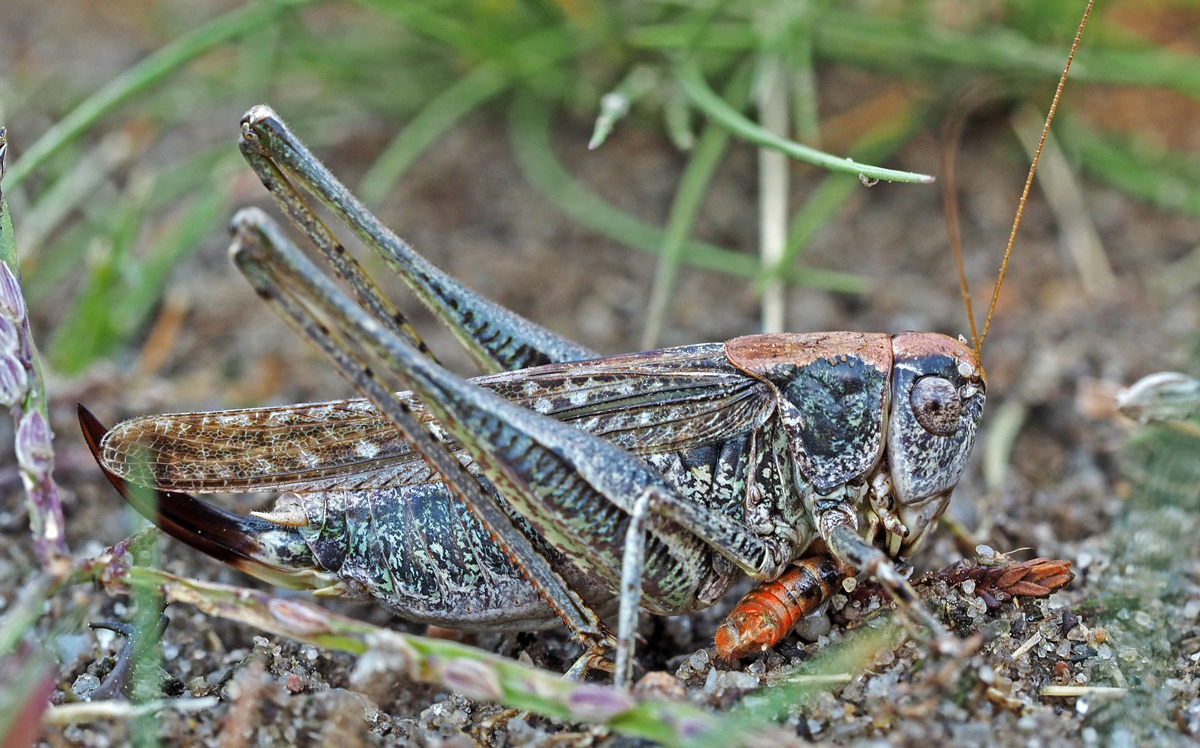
[978,0,1093,351]
[942,103,979,355]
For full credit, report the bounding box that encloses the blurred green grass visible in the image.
[2,0,1199,372]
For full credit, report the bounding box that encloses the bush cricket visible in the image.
[79,4,1091,687]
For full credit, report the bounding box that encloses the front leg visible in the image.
[815,501,960,655]
[715,484,960,659]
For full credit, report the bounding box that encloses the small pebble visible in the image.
[286,673,305,693]
[1076,695,1092,715]
[425,625,467,642]
[94,629,115,650]
[188,676,206,696]
[714,670,758,693]
[793,610,832,642]
[71,672,101,701]
[633,671,686,701]
[872,648,895,668]
[1060,609,1079,637]
[1184,600,1200,620]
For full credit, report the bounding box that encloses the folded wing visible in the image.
[100,343,775,493]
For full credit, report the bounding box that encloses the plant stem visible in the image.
[677,61,933,184]
[641,63,751,349]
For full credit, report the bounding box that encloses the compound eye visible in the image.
[910,376,961,436]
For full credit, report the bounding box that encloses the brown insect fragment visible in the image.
[941,557,1074,609]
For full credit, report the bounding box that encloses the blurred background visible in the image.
[3,0,1200,744]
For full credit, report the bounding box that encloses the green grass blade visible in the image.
[117,172,235,336]
[359,64,509,205]
[48,168,233,374]
[0,646,56,747]
[1059,118,1200,217]
[0,201,15,281]
[642,61,751,348]
[4,0,319,189]
[664,83,696,151]
[510,91,740,269]
[24,217,99,306]
[356,19,589,205]
[47,172,150,373]
[760,103,924,290]
[47,239,121,374]
[589,65,660,150]
[629,13,1200,96]
[676,60,933,184]
[692,622,899,748]
[509,92,865,291]
[347,0,524,64]
[811,10,1200,95]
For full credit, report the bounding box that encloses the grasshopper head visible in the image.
[886,332,985,555]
